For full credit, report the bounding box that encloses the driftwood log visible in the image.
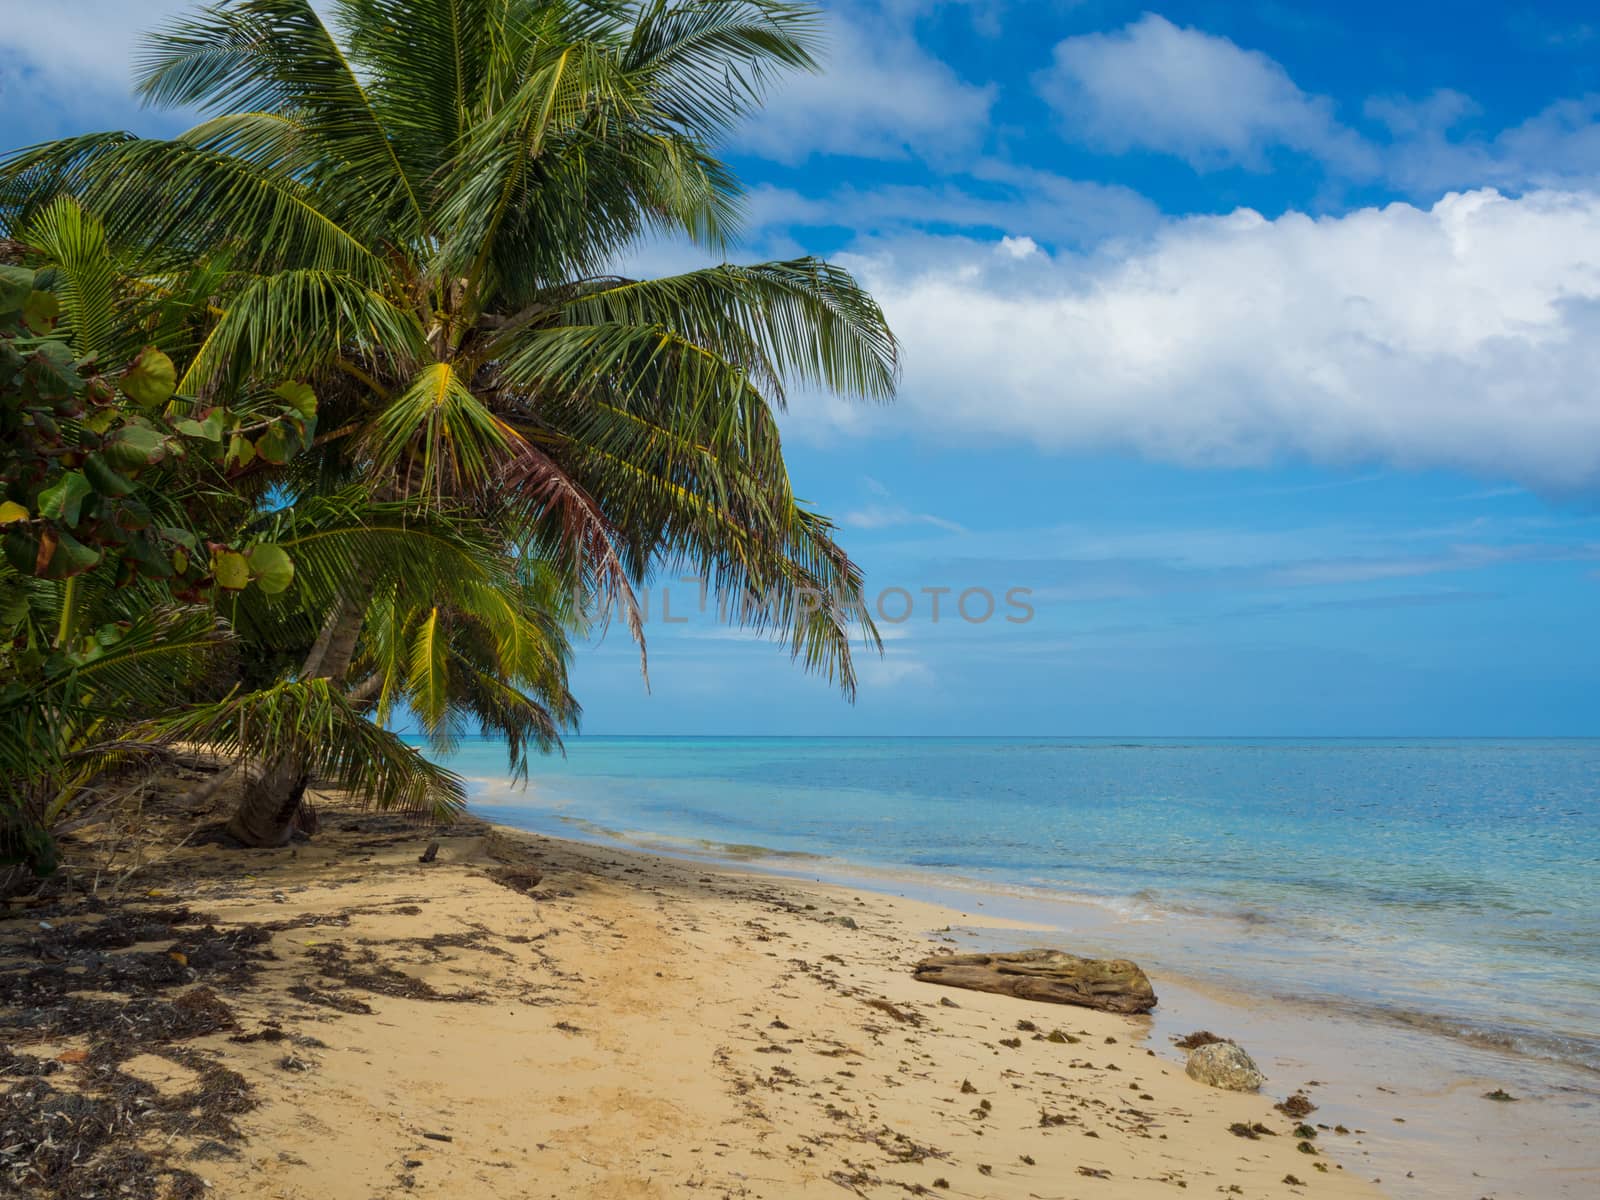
[913,950,1157,1014]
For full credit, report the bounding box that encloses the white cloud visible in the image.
[842,504,966,533]
[997,234,1040,259]
[1031,14,1600,197]
[793,189,1600,492]
[1,2,187,85]
[729,13,994,164]
[1383,95,1600,194]
[743,164,1160,249]
[1035,13,1376,175]
[0,1,195,133]
[856,651,935,688]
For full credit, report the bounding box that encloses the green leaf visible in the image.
[127,537,174,578]
[38,528,102,579]
[0,500,28,525]
[111,497,152,532]
[83,452,137,497]
[272,381,317,418]
[37,471,94,525]
[159,525,197,550]
[247,542,294,594]
[0,265,34,314]
[212,549,250,590]
[119,346,177,408]
[225,433,256,469]
[255,422,291,465]
[172,547,190,574]
[103,424,168,470]
[22,290,61,334]
[81,407,119,434]
[29,409,60,440]
[26,341,83,399]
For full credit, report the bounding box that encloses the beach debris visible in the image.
[938,996,960,1008]
[1185,1041,1265,1091]
[861,997,923,1025]
[487,866,544,895]
[1276,1092,1317,1118]
[1228,1122,1275,1138]
[418,840,440,863]
[820,914,859,929]
[421,1131,453,1143]
[1283,1174,1305,1186]
[1483,1088,1518,1101]
[1173,1030,1230,1050]
[911,950,1157,1014]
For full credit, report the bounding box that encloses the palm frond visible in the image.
[625,0,823,140]
[136,0,425,241]
[20,196,118,358]
[407,606,451,735]
[144,677,465,819]
[182,268,425,390]
[1,133,384,279]
[367,360,519,498]
[551,259,900,402]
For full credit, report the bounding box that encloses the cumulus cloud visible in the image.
[1032,13,1600,197]
[729,12,994,164]
[797,189,1600,491]
[1,1,186,85]
[1382,94,1600,194]
[0,1,196,136]
[1035,13,1376,175]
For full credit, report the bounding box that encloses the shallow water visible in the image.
[419,734,1600,1197]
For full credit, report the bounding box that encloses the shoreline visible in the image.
[468,787,1600,1074]
[3,804,1399,1199]
[465,795,1600,1200]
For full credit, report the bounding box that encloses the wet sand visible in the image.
[473,800,1599,1200]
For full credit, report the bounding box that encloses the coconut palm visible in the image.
[1,0,899,846]
[0,213,576,865]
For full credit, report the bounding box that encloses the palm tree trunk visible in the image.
[224,591,368,846]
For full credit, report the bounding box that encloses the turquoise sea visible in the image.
[421,736,1600,1080]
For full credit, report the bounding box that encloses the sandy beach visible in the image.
[2,804,1390,1200]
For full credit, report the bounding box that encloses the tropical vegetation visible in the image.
[0,0,898,863]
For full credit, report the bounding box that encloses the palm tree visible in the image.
[1,211,575,865]
[2,0,899,846]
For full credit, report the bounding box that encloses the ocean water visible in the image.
[422,736,1600,1078]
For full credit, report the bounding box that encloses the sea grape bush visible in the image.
[0,260,319,872]
[0,261,313,609]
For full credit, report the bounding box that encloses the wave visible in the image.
[1277,993,1600,1077]
[552,815,822,862]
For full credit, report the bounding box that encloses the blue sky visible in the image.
[5,1,1600,735]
